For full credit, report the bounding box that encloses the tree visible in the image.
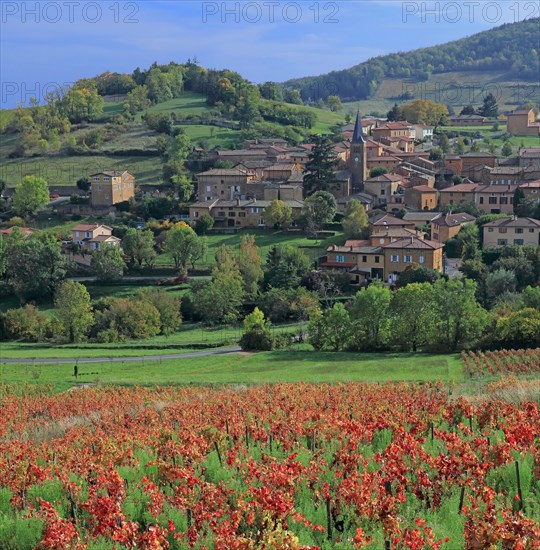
[348,281,392,350]
[91,245,126,281]
[135,288,181,335]
[439,134,450,153]
[240,307,274,351]
[164,224,202,274]
[391,283,436,352]
[194,214,214,235]
[193,274,244,326]
[259,82,283,101]
[485,268,517,306]
[399,99,449,128]
[264,245,312,289]
[124,85,151,115]
[395,265,441,288]
[4,230,66,301]
[261,287,319,323]
[60,84,103,122]
[342,199,368,239]
[54,280,94,343]
[326,95,342,112]
[495,307,540,349]
[460,105,476,115]
[513,187,526,215]
[300,191,336,236]
[303,135,338,195]
[387,103,402,121]
[122,228,156,268]
[431,278,488,352]
[477,92,498,118]
[501,141,513,157]
[170,174,193,201]
[12,175,49,217]
[308,303,352,351]
[238,234,263,298]
[263,199,292,229]
[283,88,303,105]
[76,177,90,192]
[370,167,388,178]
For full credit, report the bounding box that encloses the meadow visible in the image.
[0,351,463,392]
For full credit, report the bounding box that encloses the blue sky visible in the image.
[1,0,535,108]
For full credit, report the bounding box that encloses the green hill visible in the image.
[0,92,344,187]
[283,18,540,110]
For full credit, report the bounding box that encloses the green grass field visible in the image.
[0,351,463,392]
[157,228,344,268]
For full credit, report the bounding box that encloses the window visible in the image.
[194,212,199,218]
[488,228,494,232]
[336,255,345,263]
[497,239,507,245]
[85,232,91,238]
[479,197,484,204]
[515,228,523,234]
[238,212,246,218]
[217,211,225,217]
[380,189,385,195]
[499,228,507,233]
[390,255,399,263]
[251,208,259,214]
[529,228,535,233]
[206,186,211,193]
[75,231,80,237]
[205,196,212,201]
[489,196,497,205]
[362,256,367,263]
[375,256,380,263]
[419,255,425,264]
[514,239,524,245]
[228,212,236,217]
[500,197,508,205]
[404,255,413,263]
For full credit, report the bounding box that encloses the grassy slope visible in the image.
[0,91,345,187]
[343,71,540,116]
[0,351,463,392]
[157,228,344,267]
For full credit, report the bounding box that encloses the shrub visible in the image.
[2,305,49,342]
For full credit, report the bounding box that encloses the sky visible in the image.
[1,0,537,108]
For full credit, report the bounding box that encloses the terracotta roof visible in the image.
[432,213,476,227]
[482,217,540,228]
[370,213,415,226]
[409,185,437,193]
[383,236,443,250]
[86,235,121,243]
[0,226,34,235]
[475,185,518,193]
[89,171,131,177]
[520,180,540,188]
[72,224,112,232]
[439,184,478,193]
[197,169,248,176]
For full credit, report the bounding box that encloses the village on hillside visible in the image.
[2,106,539,286]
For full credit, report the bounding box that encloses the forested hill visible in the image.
[282,18,540,102]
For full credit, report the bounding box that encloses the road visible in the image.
[0,346,242,365]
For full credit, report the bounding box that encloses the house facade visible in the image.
[90,171,135,207]
[506,109,540,136]
[197,169,249,201]
[70,224,121,250]
[430,212,476,243]
[482,217,540,248]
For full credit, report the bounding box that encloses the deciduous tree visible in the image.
[54,280,94,343]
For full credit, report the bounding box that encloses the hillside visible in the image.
[0,91,344,187]
[283,18,540,105]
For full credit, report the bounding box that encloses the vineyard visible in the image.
[0,383,539,549]
[462,349,540,378]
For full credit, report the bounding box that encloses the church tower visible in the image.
[349,111,367,191]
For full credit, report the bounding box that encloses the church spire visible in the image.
[352,110,365,144]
